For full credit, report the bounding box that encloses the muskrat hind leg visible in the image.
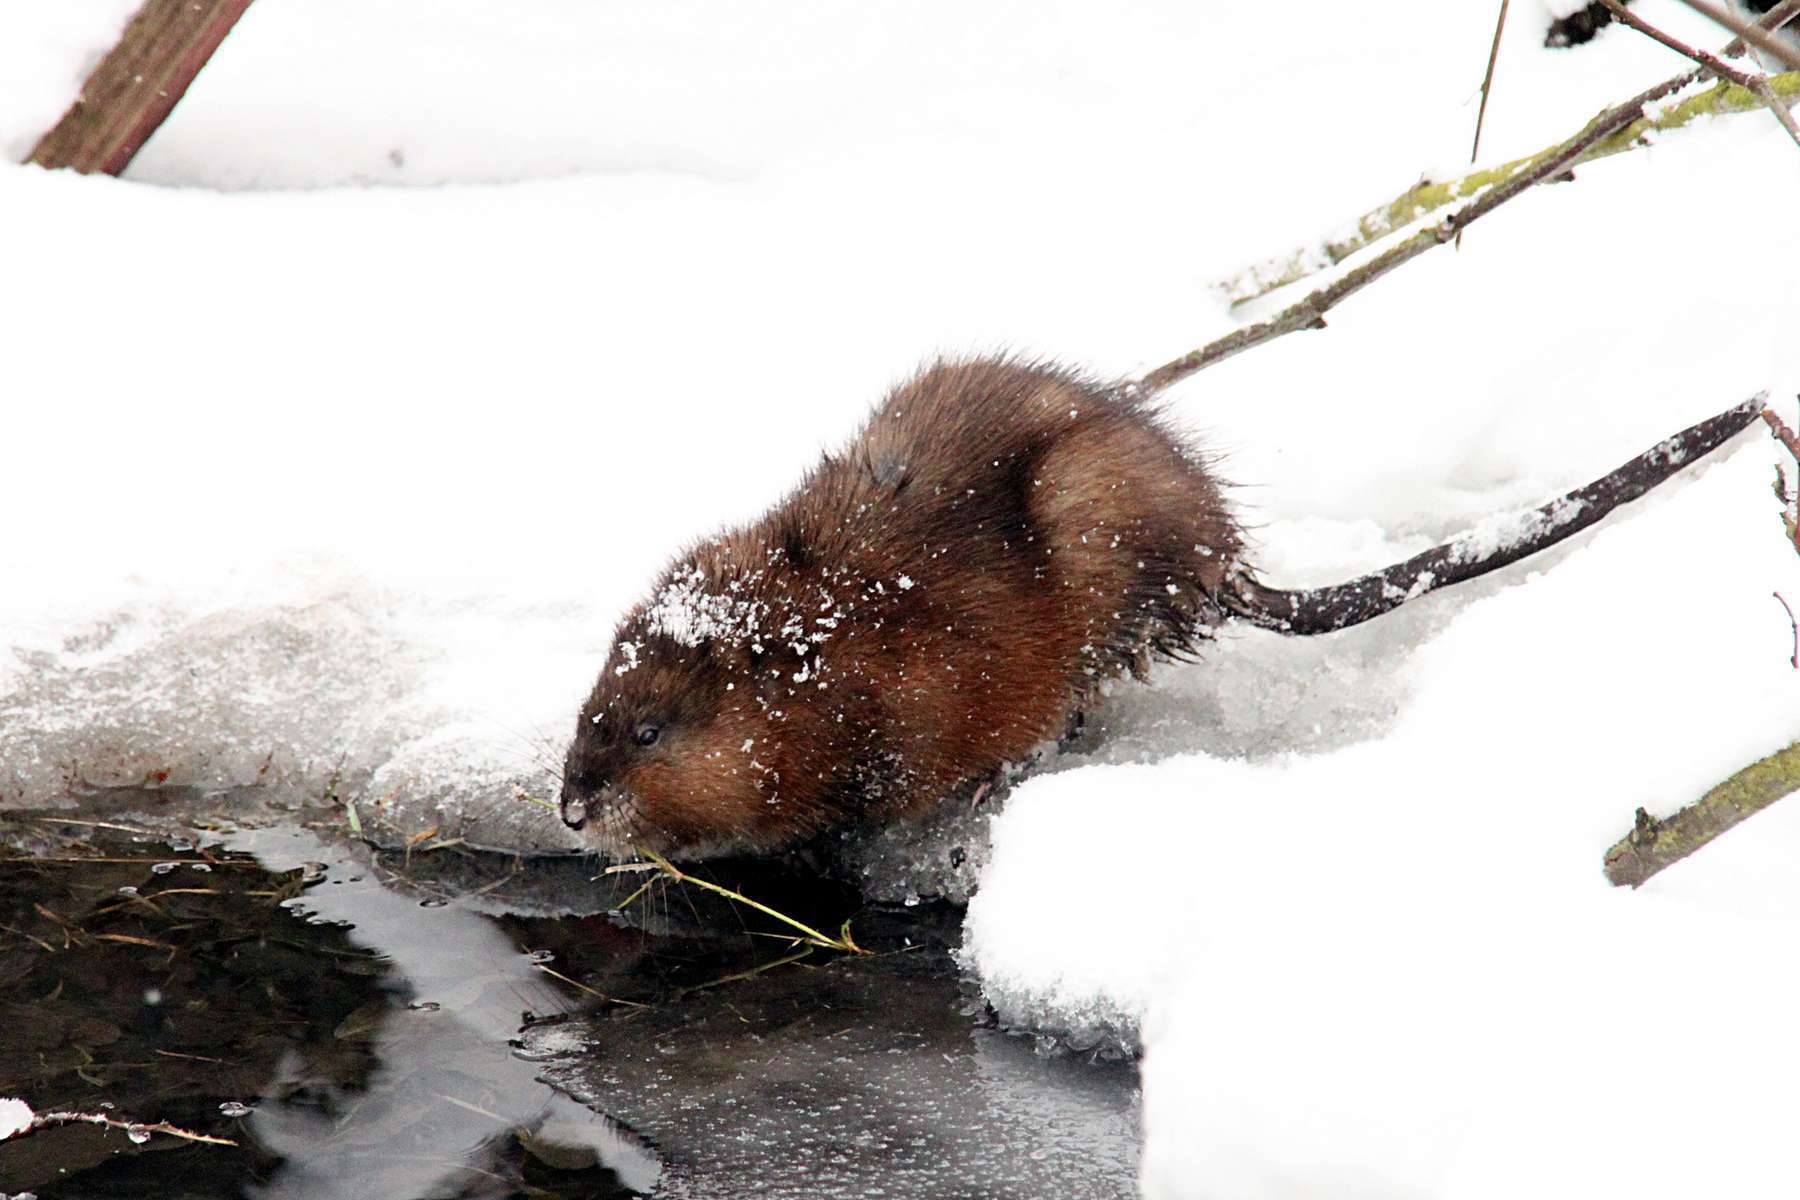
[1058,707,1086,751]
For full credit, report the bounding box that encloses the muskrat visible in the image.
[557,357,1760,858]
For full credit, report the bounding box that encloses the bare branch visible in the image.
[1604,740,1800,886]
[1600,0,1800,147]
[1761,405,1800,461]
[1137,69,1701,391]
[1723,0,1800,55]
[1763,404,1800,555]
[26,0,255,176]
[1470,0,1514,172]
[1459,0,1514,251]
[1670,0,1800,69]
[1774,593,1799,668]
[1220,395,1764,635]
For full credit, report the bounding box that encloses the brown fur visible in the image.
[560,357,1241,857]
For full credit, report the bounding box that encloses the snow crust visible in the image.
[0,1096,33,1141]
[5,0,1800,1194]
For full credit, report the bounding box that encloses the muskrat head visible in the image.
[559,632,783,859]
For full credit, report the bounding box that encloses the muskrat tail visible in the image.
[1220,395,1768,636]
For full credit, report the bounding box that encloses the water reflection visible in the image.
[2,810,1142,1200]
[0,823,654,1199]
[232,827,660,1199]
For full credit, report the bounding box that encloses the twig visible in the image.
[1600,0,1800,147]
[1222,395,1764,633]
[1724,0,1800,55]
[1469,0,1514,182]
[1760,405,1800,460]
[1603,0,1756,79]
[23,1108,237,1147]
[1764,404,1800,555]
[26,0,257,175]
[1211,69,1799,308]
[1459,0,1512,251]
[1604,740,1800,886]
[1744,72,1800,142]
[1138,69,1700,392]
[1774,593,1800,667]
[1671,0,1800,69]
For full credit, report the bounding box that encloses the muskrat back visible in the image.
[558,357,1240,857]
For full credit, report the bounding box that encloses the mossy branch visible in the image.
[1604,740,1800,886]
[1213,70,1800,308]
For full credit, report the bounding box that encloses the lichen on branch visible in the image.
[1604,740,1800,886]
[1215,70,1800,308]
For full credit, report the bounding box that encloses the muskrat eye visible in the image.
[634,723,661,747]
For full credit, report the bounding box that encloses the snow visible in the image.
[967,443,1800,1196]
[4,0,1800,1195]
[0,1096,33,1141]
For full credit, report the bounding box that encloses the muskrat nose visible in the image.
[560,790,590,831]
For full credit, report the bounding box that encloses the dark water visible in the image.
[0,800,1138,1199]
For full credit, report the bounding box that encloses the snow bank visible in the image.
[967,443,1800,1196]
[0,1096,33,1141]
[5,0,1800,1193]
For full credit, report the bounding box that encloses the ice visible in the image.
[527,929,1141,1198]
[0,567,594,852]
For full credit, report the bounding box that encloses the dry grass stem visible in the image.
[635,847,867,954]
[534,963,651,1008]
